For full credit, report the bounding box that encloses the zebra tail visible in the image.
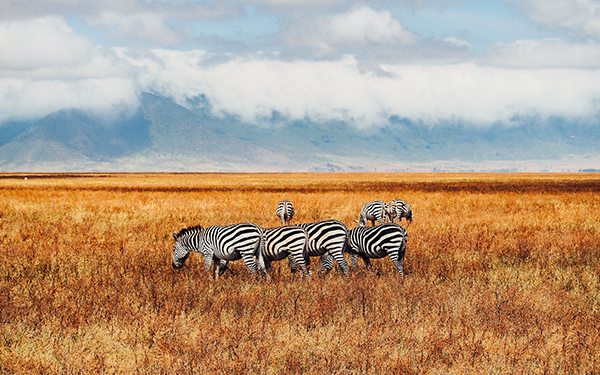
[255,231,271,281]
[303,231,312,277]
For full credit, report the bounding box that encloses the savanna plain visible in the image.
[0,173,599,374]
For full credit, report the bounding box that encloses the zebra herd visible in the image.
[171,199,412,280]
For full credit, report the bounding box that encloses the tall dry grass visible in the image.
[0,173,599,374]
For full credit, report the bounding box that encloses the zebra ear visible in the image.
[172,232,178,241]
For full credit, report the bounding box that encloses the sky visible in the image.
[1,0,600,129]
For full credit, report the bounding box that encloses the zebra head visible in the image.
[172,226,201,269]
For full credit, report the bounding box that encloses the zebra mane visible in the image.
[175,225,203,238]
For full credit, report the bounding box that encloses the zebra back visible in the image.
[276,200,295,225]
[296,219,348,256]
[347,223,407,274]
[357,200,389,226]
[296,219,350,276]
[259,225,309,277]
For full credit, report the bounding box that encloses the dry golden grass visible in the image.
[1,172,599,374]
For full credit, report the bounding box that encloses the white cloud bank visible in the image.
[0,17,138,121]
[2,6,600,128]
[481,38,600,68]
[328,5,415,46]
[123,49,600,127]
[513,0,600,38]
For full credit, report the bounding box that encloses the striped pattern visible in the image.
[346,223,408,275]
[356,200,389,226]
[172,223,262,280]
[276,200,295,225]
[260,226,310,278]
[292,220,350,276]
[388,199,413,223]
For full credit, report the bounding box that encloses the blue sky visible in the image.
[1,0,600,128]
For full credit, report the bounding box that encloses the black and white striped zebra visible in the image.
[172,223,262,280]
[346,223,408,275]
[259,226,310,279]
[387,199,413,224]
[289,220,350,276]
[276,200,295,225]
[356,200,389,226]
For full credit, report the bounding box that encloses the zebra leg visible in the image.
[349,253,359,269]
[287,244,311,277]
[290,251,310,277]
[240,251,258,275]
[320,249,352,276]
[331,250,348,276]
[362,256,372,269]
[262,258,273,282]
[388,240,407,275]
[255,249,272,281]
[305,253,312,276]
[215,259,229,281]
[318,252,334,274]
[388,252,404,275]
[288,256,298,273]
[204,253,214,279]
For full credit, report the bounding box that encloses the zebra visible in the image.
[289,220,350,276]
[259,226,310,280]
[276,200,295,225]
[345,223,408,275]
[356,200,389,226]
[172,223,262,280]
[387,199,413,224]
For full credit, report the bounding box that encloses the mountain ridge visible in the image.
[0,93,598,172]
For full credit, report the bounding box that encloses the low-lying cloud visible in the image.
[2,5,600,128]
[118,47,600,128]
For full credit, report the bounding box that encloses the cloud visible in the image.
[277,5,473,63]
[0,0,243,47]
[512,0,600,39]
[87,11,182,46]
[2,3,600,130]
[0,17,138,122]
[119,49,600,128]
[327,5,416,45]
[481,38,600,68]
[279,5,419,59]
[0,16,95,70]
[247,0,344,11]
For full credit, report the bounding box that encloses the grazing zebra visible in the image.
[259,226,310,279]
[276,200,295,225]
[346,223,408,275]
[356,200,389,226]
[289,220,350,276]
[172,223,262,280]
[388,199,413,224]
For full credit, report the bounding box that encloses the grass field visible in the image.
[0,173,599,374]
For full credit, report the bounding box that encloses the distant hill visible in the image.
[0,93,598,172]
[0,93,305,172]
